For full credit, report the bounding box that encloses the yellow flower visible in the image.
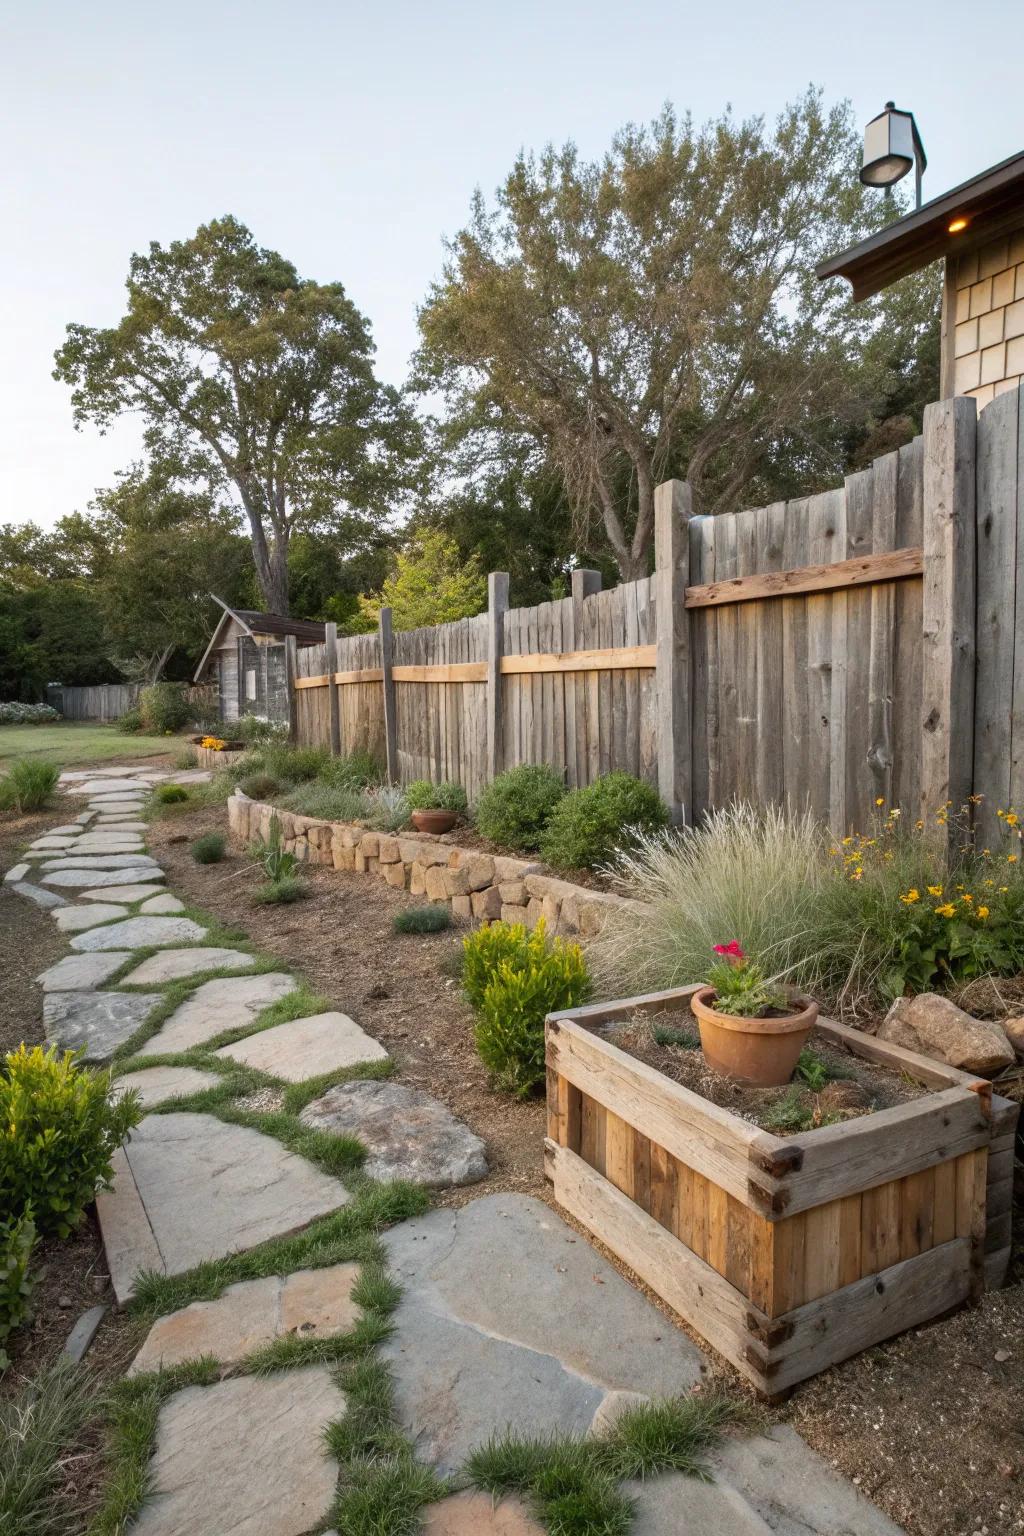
[961,893,973,904]
[977,906,990,919]
[1000,886,1009,893]
[900,889,920,905]
[1006,812,1019,827]
[915,820,924,830]
[841,836,853,846]
[875,796,885,806]
[935,902,957,918]
[850,869,863,881]
[969,794,984,804]
[927,884,943,898]
[1009,855,1019,865]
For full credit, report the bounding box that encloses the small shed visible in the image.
[193,598,326,724]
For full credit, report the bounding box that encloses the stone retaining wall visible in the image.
[226,792,635,938]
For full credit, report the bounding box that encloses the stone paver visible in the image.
[74,778,154,794]
[37,951,133,991]
[129,1261,362,1373]
[43,867,164,890]
[217,1011,389,1082]
[381,1194,704,1474]
[421,1493,545,1535]
[97,1114,350,1298]
[145,972,299,1052]
[46,824,84,837]
[80,881,168,901]
[114,1064,220,1110]
[121,947,256,985]
[42,854,159,870]
[93,820,147,831]
[44,990,160,1062]
[12,881,67,908]
[123,1367,344,1536]
[69,916,207,952]
[139,892,185,914]
[29,836,79,850]
[86,800,146,813]
[300,1079,486,1186]
[3,862,29,883]
[53,902,129,932]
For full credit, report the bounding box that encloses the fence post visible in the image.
[655,479,693,824]
[378,607,399,783]
[324,621,341,756]
[284,634,299,742]
[920,396,977,841]
[486,572,509,782]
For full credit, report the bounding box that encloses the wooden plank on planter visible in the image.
[547,1018,763,1203]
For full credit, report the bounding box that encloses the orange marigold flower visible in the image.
[977,906,990,919]
[934,902,956,918]
[900,889,920,905]
[927,885,943,898]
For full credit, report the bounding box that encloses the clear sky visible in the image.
[2,0,1019,530]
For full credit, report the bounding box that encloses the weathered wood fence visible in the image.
[49,682,141,722]
[291,387,1023,837]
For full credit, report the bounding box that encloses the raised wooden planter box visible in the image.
[193,741,246,770]
[545,985,1018,1395]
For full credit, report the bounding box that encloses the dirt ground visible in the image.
[3,783,1023,1535]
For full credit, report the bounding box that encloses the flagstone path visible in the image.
[1,763,904,1535]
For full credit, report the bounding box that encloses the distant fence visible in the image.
[289,386,1020,837]
[49,682,141,722]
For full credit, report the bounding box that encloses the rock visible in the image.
[139,893,186,915]
[3,862,29,883]
[1003,1017,1024,1059]
[41,854,159,869]
[62,1304,106,1364]
[44,990,161,1062]
[42,867,164,889]
[300,1079,488,1187]
[12,881,67,908]
[381,1194,703,1474]
[127,1367,344,1536]
[53,903,129,932]
[709,1424,904,1535]
[69,916,207,952]
[129,1262,361,1373]
[29,837,79,850]
[145,972,299,1052]
[420,1492,545,1535]
[79,882,169,902]
[58,1293,73,1308]
[471,886,503,920]
[120,947,255,985]
[589,1389,651,1438]
[451,894,472,919]
[113,1065,220,1109]
[96,1114,350,1299]
[37,951,133,991]
[216,1011,389,1082]
[424,864,448,901]
[879,993,1015,1075]
[74,778,153,795]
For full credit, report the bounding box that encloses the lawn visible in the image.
[0,723,177,771]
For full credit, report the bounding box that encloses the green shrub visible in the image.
[0,1045,141,1238]
[540,772,669,871]
[475,764,565,851]
[463,919,591,1096]
[248,813,298,883]
[0,761,60,814]
[236,714,288,745]
[191,832,226,864]
[330,749,383,788]
[0,702,59,724]
[252,875,305,905]
[116,707,143,735]
[239,772,280,801]
[405,779,468,814]
[393,905,452,935]
[138,682,190,734]
[364,785,410,832]
[155,783,188,805]
[0,1209,36,1369]
[279,782,369,822]
[261,743,331,783]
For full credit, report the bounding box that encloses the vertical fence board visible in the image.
[974,388,1019,845]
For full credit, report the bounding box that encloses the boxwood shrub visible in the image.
[539,772,669,871]
[474,764,564,851]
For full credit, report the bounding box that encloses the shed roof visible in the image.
[193,599,326,682]
[816,150,1024,300]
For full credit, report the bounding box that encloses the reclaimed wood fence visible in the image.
[50,683,141,722]
[290,386,1022,836]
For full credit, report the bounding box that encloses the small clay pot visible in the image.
[691,985,818,1087]
[410,808,458,834]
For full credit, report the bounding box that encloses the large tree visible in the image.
[416,91,939,581]
[55,217,422,614]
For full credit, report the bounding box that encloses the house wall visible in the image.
[952,228,1024,407]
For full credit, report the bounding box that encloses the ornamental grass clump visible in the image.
[539,771,669,871]
[463,919,591,1096]
[155,783,188,805]
[191,831,226,864]
[393,905,451,935]
[0,760,60,813]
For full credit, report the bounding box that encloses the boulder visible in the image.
[471,886,503,920]
[1003,1017,1024,1060]
[878,993,1015,1076]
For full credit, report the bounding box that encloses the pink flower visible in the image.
[713,941,745,959]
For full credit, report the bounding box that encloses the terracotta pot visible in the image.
[410,808,458,834]
[690,985,818,1087]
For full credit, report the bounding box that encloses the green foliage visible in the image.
[0,759,60,813]
[463,919,591,1096]
[794,1048,849,1091]
[364,785,410,832]
[393,905,451,935]
[0,1044,142,1238]
[116,707,143,735]
[333,749,384,788]
[539,772,668,871]
[239,772,280,801]
[475,763,565,851]
[191,832,226,864]
[155,783,188,804]
[651,1023,699,1048]
[252,875,306,905]
[404,779,467,814]
[138,681,190,734]
[0,1209,36,1368]
[0,703,59,724]
[0,1358,95,1536]
[358,527,486,631]
[707,955,785,1018]
[173,746,198,769]
[278,781,369,822]
[249,813,298,882]
[760,1086,840,1134]
[235,714,288,745]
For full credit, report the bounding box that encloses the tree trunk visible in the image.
[265,535,289,616]
[238,488,289,615]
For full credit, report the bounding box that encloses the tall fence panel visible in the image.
[295,632,386,761]
[51,683,141,721]
[392,614,489,798]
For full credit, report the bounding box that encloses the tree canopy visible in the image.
[357,528,487,632]
[55,217,422,614]
[416,90,940,580]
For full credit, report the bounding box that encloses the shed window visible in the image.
[245,669,257,702]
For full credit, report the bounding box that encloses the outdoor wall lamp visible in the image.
[859,101,927,209]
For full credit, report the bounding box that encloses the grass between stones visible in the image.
[0,1358,96,1536]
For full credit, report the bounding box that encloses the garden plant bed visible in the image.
[545,984,1019,1395]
